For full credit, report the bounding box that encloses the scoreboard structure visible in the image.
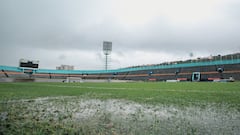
[19,59,39,68]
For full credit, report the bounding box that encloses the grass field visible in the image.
[0,82,240,134]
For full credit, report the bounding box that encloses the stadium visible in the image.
[1,0,240,133]
[1,53,240,134]
[0,53,239,82]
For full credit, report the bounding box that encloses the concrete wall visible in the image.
[1,63,239,82]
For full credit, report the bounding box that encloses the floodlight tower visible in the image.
[103,41,112,70]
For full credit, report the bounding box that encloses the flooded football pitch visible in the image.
[1,96,239,134]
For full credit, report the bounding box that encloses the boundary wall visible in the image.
[1,59,240,81]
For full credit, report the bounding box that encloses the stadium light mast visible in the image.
[103,41,112,70]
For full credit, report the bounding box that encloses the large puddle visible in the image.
[1,96,240,134]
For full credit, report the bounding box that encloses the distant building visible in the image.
[56,65,74,70]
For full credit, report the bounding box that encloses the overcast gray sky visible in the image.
[0,0,240,70]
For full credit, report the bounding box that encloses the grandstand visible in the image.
[0,53,240,82]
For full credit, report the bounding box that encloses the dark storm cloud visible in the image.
[1,0,240,52]
[0,0,239,69]
[0,0,112,50]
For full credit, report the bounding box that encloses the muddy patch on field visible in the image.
[1,96,240,134]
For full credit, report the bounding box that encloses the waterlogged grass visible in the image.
[0,82,240,106]
[0,82,240,134]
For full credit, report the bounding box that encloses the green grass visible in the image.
[0,82,240,134]
[0,82,240,107]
